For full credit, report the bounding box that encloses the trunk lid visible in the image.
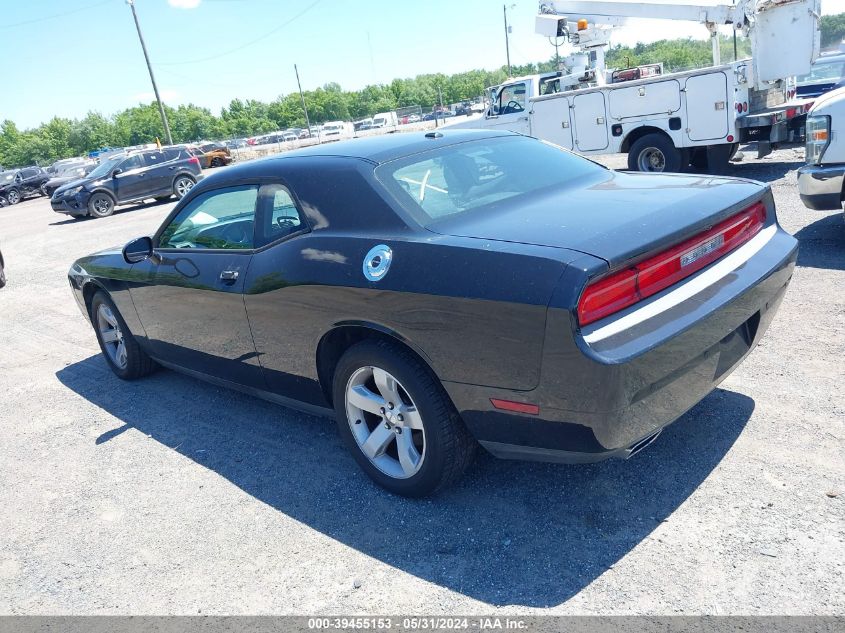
[428,170,766,266]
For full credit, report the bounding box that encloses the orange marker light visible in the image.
[577,18,588,30]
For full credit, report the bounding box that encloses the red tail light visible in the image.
[577,202,767,326]
[188,156,200,166]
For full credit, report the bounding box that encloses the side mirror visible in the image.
[112,168,123,177]
[123,236,153,264]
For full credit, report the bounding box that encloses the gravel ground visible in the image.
[0,146,842,615]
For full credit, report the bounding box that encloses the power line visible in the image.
[0,0,116,29]
[157,0,325,66]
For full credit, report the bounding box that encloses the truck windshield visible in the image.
[376,136,605,225]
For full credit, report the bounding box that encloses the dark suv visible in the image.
[0,167,51,205]
[51,148,203,219]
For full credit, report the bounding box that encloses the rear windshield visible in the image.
[375,136,604,226]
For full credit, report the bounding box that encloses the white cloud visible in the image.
[168,0,201,9]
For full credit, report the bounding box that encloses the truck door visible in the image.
[572,92,609,151]
[529,97,573,149]
[485,81,531,135]
[685,72,729,141]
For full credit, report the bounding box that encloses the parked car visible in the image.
[797,86,845,219]
[52,147,203,219]
[0,167,51,204]
[192,142,233,168]
[796,53,845,99]
[43,163,98,197]
[282,133,298,143]
[68,130,796,496]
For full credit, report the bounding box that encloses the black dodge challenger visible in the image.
[68,130,797,496]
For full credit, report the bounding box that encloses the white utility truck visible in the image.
[797,86,845,219]
[447,0,820,172]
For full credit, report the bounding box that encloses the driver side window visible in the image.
[158,185,259,250]
[496,82,527,115]
[119,155,143,172]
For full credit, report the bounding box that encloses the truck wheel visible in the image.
[628,134,682,173]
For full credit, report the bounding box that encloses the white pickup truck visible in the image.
[797,87,845,218]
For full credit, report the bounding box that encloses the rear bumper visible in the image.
[797,164,845,211]
[445,223,797,464]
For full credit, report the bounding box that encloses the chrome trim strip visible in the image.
[582,224,777,344]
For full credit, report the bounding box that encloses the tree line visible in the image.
[0,18,840,169]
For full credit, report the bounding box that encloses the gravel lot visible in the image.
[0,146,842,615]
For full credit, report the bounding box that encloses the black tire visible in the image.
[40,183,49,197]
[90,291,156,380]
[5,188,21,205]
[211,157,222,167]
[332,339,476,497]
[173,175,195,199]
[627,133,683,172]
[87,192,115,218]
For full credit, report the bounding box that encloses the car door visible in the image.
[111,154,145,202]
[128,184,265,387]
[485,81,531,134]
[140,150,170,195]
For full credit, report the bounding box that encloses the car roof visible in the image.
[272,129,517,164]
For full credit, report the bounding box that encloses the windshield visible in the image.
[375,136,605,226]
[0,171,15,184]
[797,59,845,84]
[85,156,123,180]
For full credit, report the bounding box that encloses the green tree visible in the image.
[821,13,845,49]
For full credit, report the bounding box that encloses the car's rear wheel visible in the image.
[628,133,682,173]
[211,157,222,167]
[332,340,475,497]
[5,188,20,205]
[173,176,195,199]
[40,183,49,197]
[88,192,115,218]
[90,291,156,380]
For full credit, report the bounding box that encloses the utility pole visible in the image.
[503,4,512,77]
[294,64,313,141]
[126,0,173,146]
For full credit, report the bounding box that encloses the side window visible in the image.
[162,149,181,161]
[158,185,259,250]
[143,151,165,167]
[119,155,143,172]
[255,184,305,247]
[497,82,527,114]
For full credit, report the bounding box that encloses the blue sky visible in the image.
[0,0,839,129]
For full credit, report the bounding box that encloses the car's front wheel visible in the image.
[173,176,195,199]
[332,340,475,497]
[5,188,20,205]
[90,291,156,380]
[88,192,115,218]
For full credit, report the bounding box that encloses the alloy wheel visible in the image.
[345,366,426,479]
[92,196,112,215]
[96,303,127,369]
[175,178,194,197]
[6,190,20,204]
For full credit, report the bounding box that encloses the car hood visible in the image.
[55,177,100,196]
[429,170,766,267]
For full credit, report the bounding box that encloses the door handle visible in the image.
[220,270,239,283]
